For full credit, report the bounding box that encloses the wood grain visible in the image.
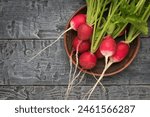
[0,0,150,100]
[0,0,85,39]
[0,85,150,100]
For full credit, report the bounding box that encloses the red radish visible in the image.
[79,52,97,70]
[86,35,116,99]
[72,36,90,53]
[77,23,93,40]
[110,41,129,62]
[27,14,86,62]
[70,14,86,31]
[100,35,116,65]
[100,35,116,57]
[95,48,104,59]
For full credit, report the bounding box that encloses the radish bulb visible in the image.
[110,41,129,63]
[77,23,93,40]
[72,36,90,53]
[70,14,86,31]
[79,52,97,70]
[27,14,86,62]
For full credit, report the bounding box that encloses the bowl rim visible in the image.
[64,5,140,77]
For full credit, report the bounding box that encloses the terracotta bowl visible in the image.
[64,6,140,77]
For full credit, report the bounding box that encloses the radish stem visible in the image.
[92,0,124,53]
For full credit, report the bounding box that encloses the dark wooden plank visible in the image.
[0,39,71,85]
[0,0,85,39]
[0,85,150,100]
[105,85,150,100]
[0,37,150,85]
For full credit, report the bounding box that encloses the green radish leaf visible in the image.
[126,16,148,35]
[111,14,127,24]
[107,22,116,34]
[120,2,136,16]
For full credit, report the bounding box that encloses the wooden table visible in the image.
[0,0,150,100]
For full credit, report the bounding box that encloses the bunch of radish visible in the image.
[27,0,150,99]
[69,0,150,99]
[85,0,150,99]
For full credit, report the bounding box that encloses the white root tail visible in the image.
[27,27,72,62]
[65,51,74,99]
[66,70,82,96]
[65,42,81,99]
[74,73,85,87]
[69,51,74,84]
[92,74,106,93]
[86,60,113,100]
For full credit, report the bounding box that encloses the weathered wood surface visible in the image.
[0,85,150,100]
[0,0,150,99]
[0,0,85,39]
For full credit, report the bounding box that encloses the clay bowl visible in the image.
[64,6,140,77]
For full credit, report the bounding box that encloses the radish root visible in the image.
[65,42,81,99]
[68,50,74,88]
[65,71,82,99]
[74,73,85,87]
[86,60,113,100]
[27,27,72,62]
[92,74,106,92]
[82,74,106,100]
[72,42,80,80]
[65,50,74,99]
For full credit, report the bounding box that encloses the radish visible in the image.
[76,0,105,41]
[71,36,90,86]
[100,35,116,65]
[70,14,86,31]
[77,23,93,40]
[72,36,90,53]
[27,14,86,62]
[79,52,97,70]
[110,41,129,63]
